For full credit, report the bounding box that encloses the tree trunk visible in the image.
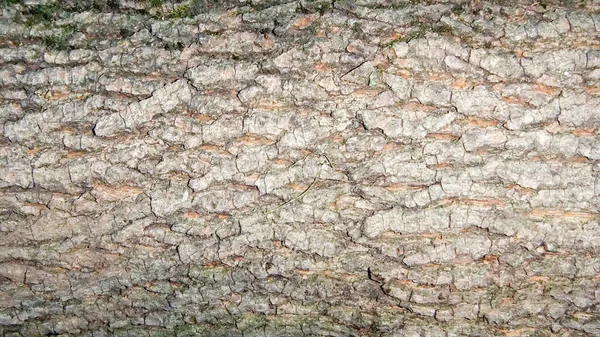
[1,0,599,336]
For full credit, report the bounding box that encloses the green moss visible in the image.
[147,329,177,337]
[175,325,219,336]
[25,1,60,25]
[388,1,411,9]
[308,273,319,282]
[238,312,268,328]
[451,4,464,15]
[112,326,146,337]
[297,1,332,15]
[380,15,431,47]
[0,0,21,7]
[433,23,453,34]
[381,20,428,48]
[168,3,190,18]
[44,32,69,50]
[150,0,164,7]
[472,23,484,33]
[407,26,427,40]
[368,70,381,87]
[42,23,76,50]
[189,265,230,282]
[315,1,332,15]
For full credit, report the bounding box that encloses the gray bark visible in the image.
[1,0,599,336]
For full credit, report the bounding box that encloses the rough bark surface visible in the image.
[1,0,600,336]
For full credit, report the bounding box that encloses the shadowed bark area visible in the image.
[1,0,599,336]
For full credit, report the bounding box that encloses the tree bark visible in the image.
[1,0,599,336]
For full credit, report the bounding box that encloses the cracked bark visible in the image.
[1,0,600,336]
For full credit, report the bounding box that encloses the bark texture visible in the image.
[1,0,600,336]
